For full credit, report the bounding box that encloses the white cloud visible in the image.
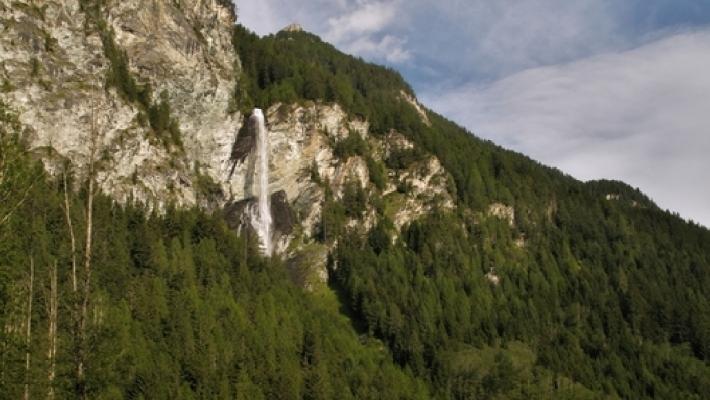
[325,1,398,42]
[425,0,621,77]
[235,0,628,73]
[235,0,280,34]
[236,0,411,64]
[423,30,710,227]
[323,1,410,64]
[236,0,349,36]
[344,34,411,63]
[235,0,710,225]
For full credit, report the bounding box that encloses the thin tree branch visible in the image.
[23,257,34,400]
[63,171,78,293]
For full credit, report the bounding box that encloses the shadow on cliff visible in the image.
[229,113,257,198]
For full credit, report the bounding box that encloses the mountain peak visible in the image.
[281,23,304,33]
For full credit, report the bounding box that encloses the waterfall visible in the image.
[250,108,273,256]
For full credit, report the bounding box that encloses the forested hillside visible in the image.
[1,2,709,399]
[0,100,429,400]
[232,25,710,399]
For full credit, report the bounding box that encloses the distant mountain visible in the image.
[0,1,708,399]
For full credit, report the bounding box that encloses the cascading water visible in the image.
[250,108,273,256]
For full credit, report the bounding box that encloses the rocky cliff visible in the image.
[0,0,453,285]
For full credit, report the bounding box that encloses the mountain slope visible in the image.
[1,1,709,399]
[233,20,710,400]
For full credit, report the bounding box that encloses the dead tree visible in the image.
[24,257,34,400]
[76,98,98,400]
[47,260,58,400]
[63,171,77,293]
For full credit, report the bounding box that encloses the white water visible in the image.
[251,108,273,256]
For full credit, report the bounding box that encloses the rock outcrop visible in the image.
[488,202,515,226]
[0,0,455,287]
[281,23,304,33]
[0,0,238,208]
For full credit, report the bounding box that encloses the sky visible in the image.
[234,0,710,227]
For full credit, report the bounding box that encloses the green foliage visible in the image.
[385,146,427,170]
[331,132,386,190]
[214,0,236,19]
[232,25,710,398]
[232,24,417,132]
[101,27,150,107]
[333,204,710,398]
[80,0,183,150]
[11,1,47,21]
[231,24,575,210]
[309,160,322,185]
[0,155,429,399]
[366,156,386,190]
[317,187,347,243]
[0,99,21,133]
[147,91,183,148]
[29,56,40,77]
[42,29,57,52]
[2,14,709,400]
[194,171,223,204]
[1,79,14,93]
[332,131,368,160]
[342,180,367,219]
[367,220,391,255]
[0,100,40,240]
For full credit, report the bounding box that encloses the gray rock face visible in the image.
[488,203,515,226]
[0,0,236,208]
[0,1,455,281]
[281,23,304,33]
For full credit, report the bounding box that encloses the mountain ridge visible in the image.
[0,1,709,399]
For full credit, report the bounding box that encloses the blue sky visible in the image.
[235,0,710,227]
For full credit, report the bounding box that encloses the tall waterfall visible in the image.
[250,108,273,256]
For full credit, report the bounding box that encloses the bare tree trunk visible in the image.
[47,261,58,400]
[24,257,34,400]
[1,324,5,391]
[76,99,97,400]
[0,181,35,228]
[76,178,93,399]
[63,172,77,293]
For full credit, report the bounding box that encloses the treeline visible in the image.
[233,25,423,134]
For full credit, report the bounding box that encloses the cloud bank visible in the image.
[324,1,411,63]
[235,0,710,227]
[237,0,411,63]
[236,0,710,82]
[424,30,710,227]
